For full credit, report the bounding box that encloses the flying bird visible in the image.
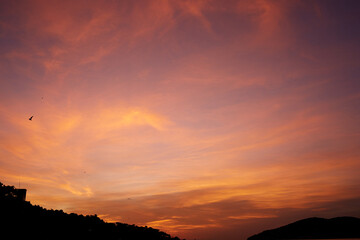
[29,116,33,121]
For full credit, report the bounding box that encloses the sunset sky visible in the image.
[1,0,360,239]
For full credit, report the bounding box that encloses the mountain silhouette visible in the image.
[248,216,360,240]
[0,182,184,240]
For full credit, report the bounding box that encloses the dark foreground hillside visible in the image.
[0,182,183,240]
[248,216,360,240]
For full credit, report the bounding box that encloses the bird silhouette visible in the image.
[29,116,33,121]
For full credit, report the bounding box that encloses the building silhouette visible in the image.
[13,188,27,201]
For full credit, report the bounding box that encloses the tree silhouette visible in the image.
[248,217,360,240]
[0,182,185,240]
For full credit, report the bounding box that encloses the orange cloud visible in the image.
[59,182,93,197]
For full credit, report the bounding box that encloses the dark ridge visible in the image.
[0,182,184,240]
[247,216,360,240]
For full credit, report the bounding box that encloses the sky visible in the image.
[0,0,360,239]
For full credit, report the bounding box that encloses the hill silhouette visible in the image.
[0,182,184,240]
[248,216,360,240]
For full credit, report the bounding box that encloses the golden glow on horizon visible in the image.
[146,218,221,234]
